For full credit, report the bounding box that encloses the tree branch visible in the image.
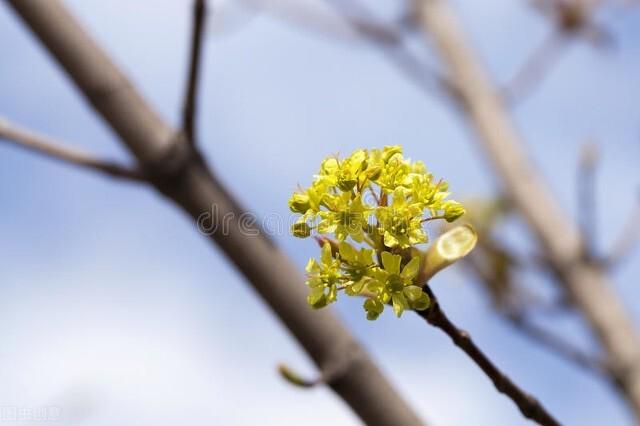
[505,0,614,105]
[502,29,569,105]
[417,286,561,426]
[3,1,423,424]
[182,0,207,144]
[463,248,606,378]
[416,0,640,418]
[241,0,402,45]
[505,310,606,376]
[606,195,640,267]
[0,116,144,181]
[324,0,455,102]
[577,141,599,260]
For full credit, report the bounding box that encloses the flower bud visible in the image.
[444,202,465,222]
[291,222,312,238]
[288,193,310,214]
[366,165,383,180]
[382,145,402,162]
[337,177,357,192]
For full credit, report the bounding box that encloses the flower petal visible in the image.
[339,241,357,263]
[401,256,420,280]
[381,251,401,275]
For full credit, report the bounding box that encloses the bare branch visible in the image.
[323,0,455,102]
[241,0,400,44]
[463,247,604,376]
[0,117,144,181]
[531,0,611,46]
[182,0,207,144]
[502,29,569,104]
[504,0,616,105]
[606,195,640,266]
[456,211,616,384]
[506,311,606,375]
[417,286,561,426]
[577,141,599,259]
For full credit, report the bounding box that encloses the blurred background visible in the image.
[0,0,639,424]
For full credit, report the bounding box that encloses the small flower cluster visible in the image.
[289,146,466,320]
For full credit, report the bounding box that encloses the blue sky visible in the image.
[1,0,639,424]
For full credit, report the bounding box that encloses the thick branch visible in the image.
[3,1,423,424]
[0,116,144,181]
[417,0,640,418]
[417,287,561,426]
[182,0,207,144]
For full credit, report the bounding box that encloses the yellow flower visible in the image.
[364,252,429,318]
[305,242,342,309]
[376,188,427,248]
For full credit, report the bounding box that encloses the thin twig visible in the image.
[577,141,599,259]
[464,244,604,376]
[502,29,569,105]
[605,195,640,267]
[241,0,400,44]
[182,0,207,145]
[421,215,446,223]
[0,117,144,181]
[506,0,614,105]
[532,0,611,45]
[323,0,455,102]
[417,286,561,426]
[505,310,606,375]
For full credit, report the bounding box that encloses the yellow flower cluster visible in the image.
[289,146,466,319]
